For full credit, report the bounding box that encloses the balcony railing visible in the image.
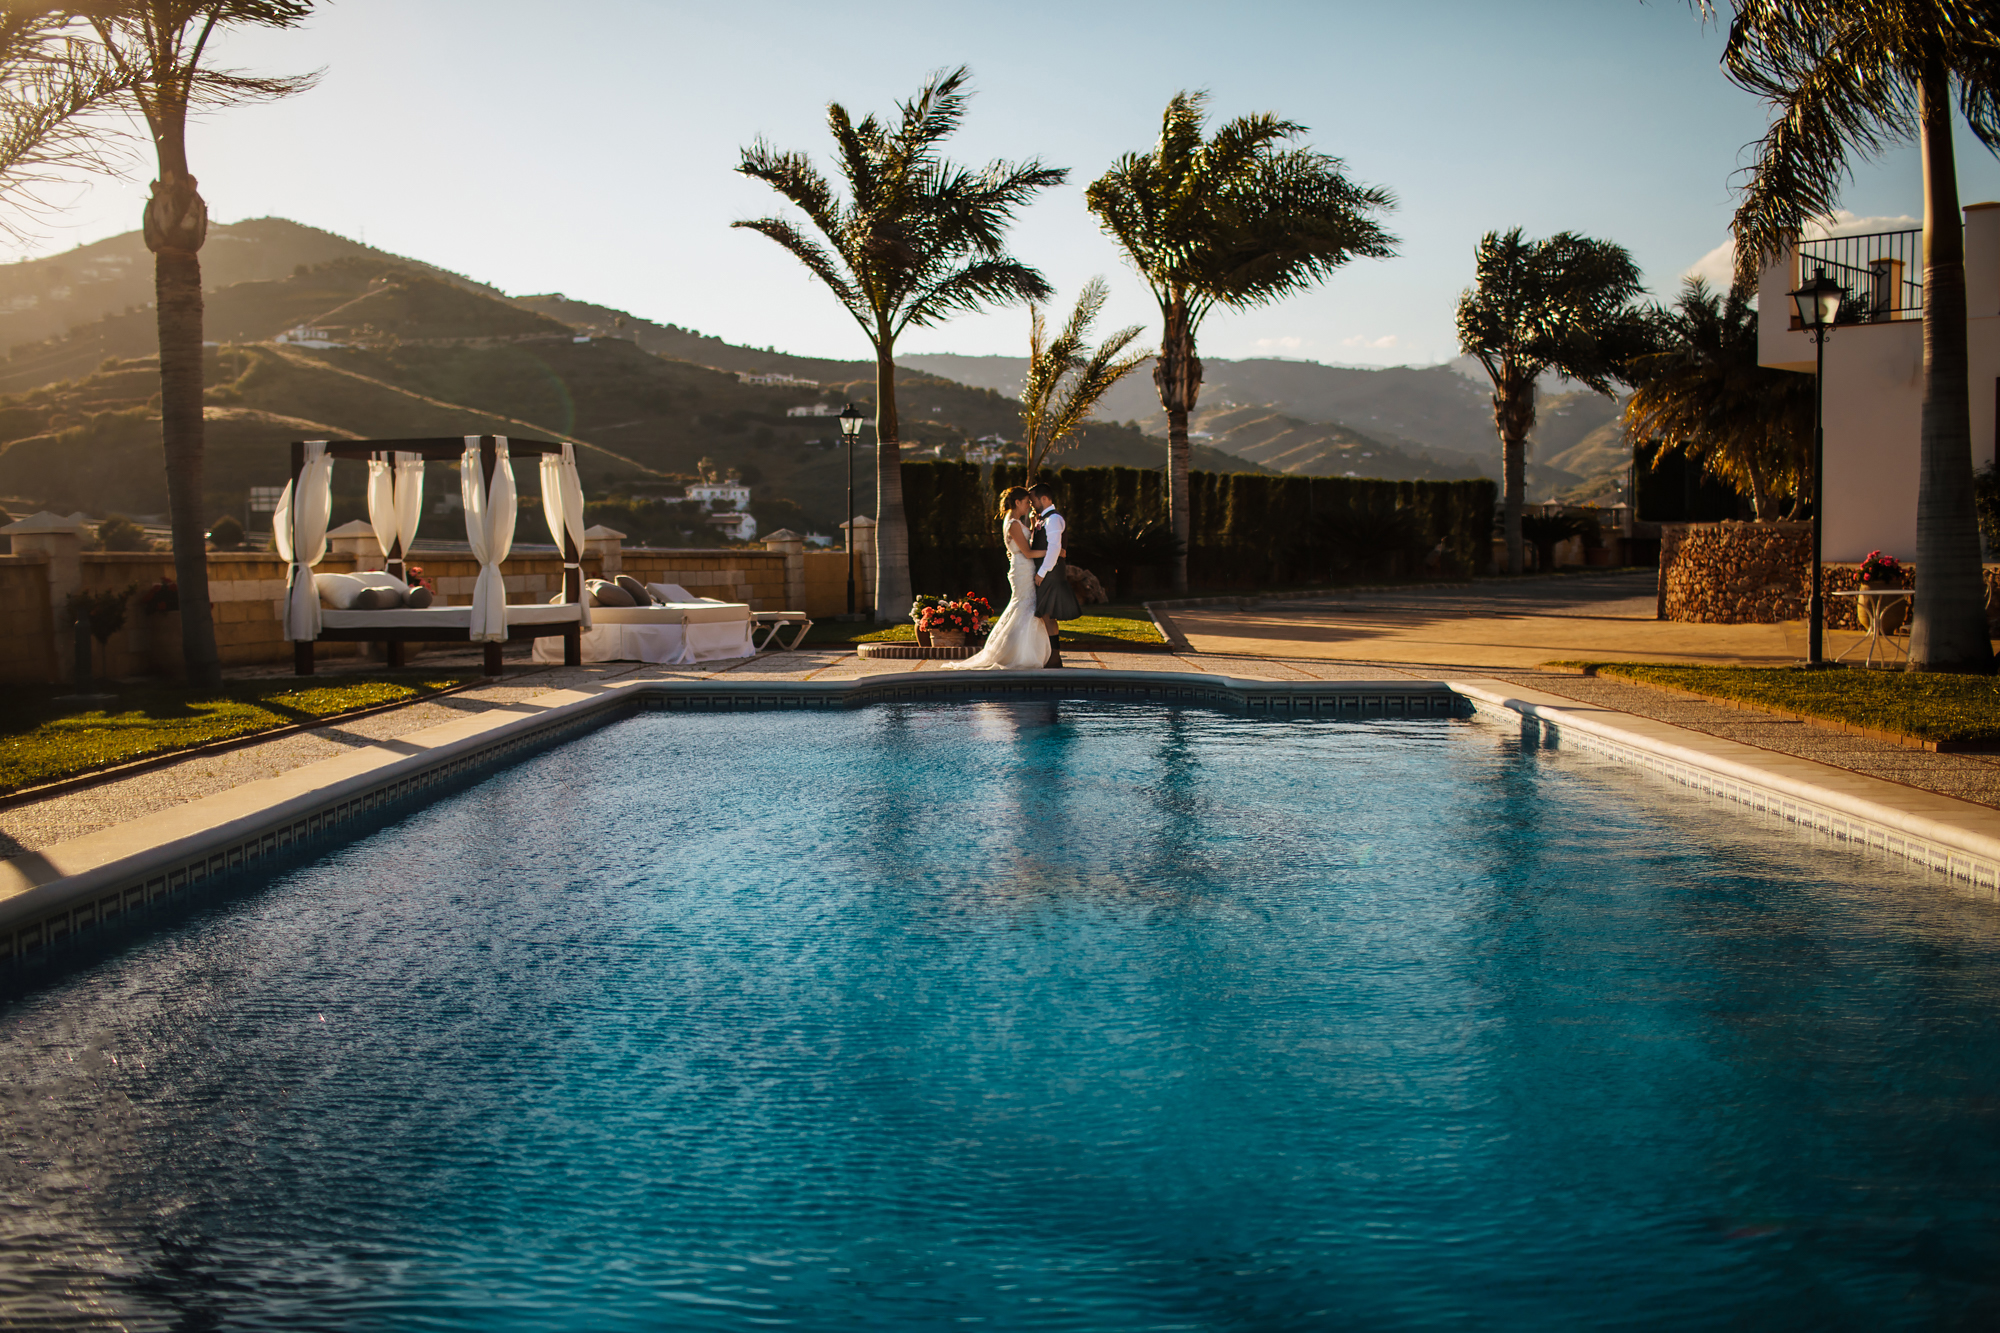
[1793,228,1923,326]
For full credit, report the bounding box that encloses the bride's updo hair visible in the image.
[995,485,1031,524]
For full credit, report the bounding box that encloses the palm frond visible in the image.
[1086,90,1396,339]
[730,217,872,331]
[897,257,1052,334]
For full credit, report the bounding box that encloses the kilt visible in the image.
[1034,559,1083,620]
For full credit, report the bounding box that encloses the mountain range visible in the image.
[0,217,1628,537]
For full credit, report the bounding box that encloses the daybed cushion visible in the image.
[614,574,655,605]
[314,572,369,609]
[406,586,434,608]
[351,586,402,610]
[648,582,696,603]
[587,578,635,607]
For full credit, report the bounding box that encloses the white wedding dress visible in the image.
[949,518,1050,670]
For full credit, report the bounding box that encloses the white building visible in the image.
[707,511,758,541]
[1759,203,2000,561]
[272,325,344,349]
[739,371,820,388]
[687,480,751,511]
[787,402,838,418]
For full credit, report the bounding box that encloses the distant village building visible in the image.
[786,402,838,417]
[707,511,758,541]
[739,371,820,389]
[687,480,751,511]
[272,325,344,349]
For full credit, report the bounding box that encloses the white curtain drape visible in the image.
[274,440,333,641]
[461,435,516,642]
[393,452,424,564]
[540,442,590,630]
[365,451,425,569]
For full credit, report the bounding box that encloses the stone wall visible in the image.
[1657,522,1813,623]
[1657,520,2000,630]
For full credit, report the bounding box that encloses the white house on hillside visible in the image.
[687,479,751,511]
[1759,203,2000,560]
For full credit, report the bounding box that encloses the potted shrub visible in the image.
[909,593,944,647]
[1856,550,1908,636]
[914,593,991,647]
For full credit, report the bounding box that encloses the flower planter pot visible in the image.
[930,629,968,647]
[1858,583,1908,636]
[916,628,933,647]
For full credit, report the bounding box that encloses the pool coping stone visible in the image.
[1452,678,2000,894]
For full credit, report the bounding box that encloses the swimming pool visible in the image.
[2,701,1997,1329]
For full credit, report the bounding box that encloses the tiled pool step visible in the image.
[6,672,1996,970]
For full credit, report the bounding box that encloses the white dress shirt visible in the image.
[1036,507,1065,579]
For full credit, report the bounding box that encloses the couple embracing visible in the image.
[952,482,1080,671]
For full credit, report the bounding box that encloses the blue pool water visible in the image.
[3,701,1999,1330]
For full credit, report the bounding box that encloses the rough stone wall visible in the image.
[1657,521,2000,630]
[1657,522,1812,623]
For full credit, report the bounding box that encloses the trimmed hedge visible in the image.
[903,461,1497,599]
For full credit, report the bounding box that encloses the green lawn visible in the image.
[802,605,1167,648]
[0,672,475,794]
[1586,662,2000,744]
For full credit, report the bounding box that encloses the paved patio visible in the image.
[1155,569,1838,669]
[8,571,2000,859]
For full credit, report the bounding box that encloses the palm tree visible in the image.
[1086,91,1396,593]
[1712,0,2000,671]
[1455,228,1647,576]
[1019,276,1148,479]
[54,2,318,691]
[735,67,1062,621]
[1623,277,1815,522]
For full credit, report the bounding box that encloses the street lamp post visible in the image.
[838,403,864,617]
[1789,266,1844,665]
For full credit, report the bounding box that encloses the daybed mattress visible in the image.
[532,601,754,665]
[319,603,584,631]
[588,602,749,626]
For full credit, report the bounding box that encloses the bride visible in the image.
[949,486,1050,671]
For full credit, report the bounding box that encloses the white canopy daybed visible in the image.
[277,434,588,676]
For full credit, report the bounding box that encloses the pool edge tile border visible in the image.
[0,672,1456,967]
[1451,677,2000,896]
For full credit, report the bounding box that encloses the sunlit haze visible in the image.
[10,0,2000,367]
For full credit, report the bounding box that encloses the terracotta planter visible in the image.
[930,629,967,647]
[916,628,933,647]
[146,610,184,679]
[1858,583,1908,636]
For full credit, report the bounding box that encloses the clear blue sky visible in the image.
[13,0,2000,368]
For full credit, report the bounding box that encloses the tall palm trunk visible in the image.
[872,331,910,621]
[144,140,220,690]
[1908,61,1992,671]
[1153,294,1202,593]
[1493,369,1535,575]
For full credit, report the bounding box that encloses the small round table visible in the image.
[1829,589,1913,667]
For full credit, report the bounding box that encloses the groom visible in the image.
[1025,481,1081,668]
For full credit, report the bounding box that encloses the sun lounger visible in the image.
[752,611,813,651]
